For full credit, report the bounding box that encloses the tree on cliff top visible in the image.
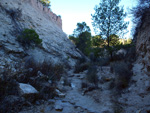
[92,0,128,47]
[40,0,51,7]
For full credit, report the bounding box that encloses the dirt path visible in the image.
[20,67,114,113]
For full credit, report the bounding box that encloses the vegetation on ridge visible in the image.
[39,0,51,7]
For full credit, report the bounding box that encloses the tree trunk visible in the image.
[107,36,110,47]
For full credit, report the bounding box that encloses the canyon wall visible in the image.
[136,10,150,75]
[0,0,81,68]
[30,0,62,29]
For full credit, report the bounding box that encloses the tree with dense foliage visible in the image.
[73,22,91,37]
[69,22,92,55]
[92,0,128,47]
[109,34,120,46]
[40,0,51,7]
[76,31,91,55]
[92,35,104,47]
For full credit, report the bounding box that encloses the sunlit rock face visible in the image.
[136,10,150,74]
[0,0,81,67]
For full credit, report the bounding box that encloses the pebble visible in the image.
[55,105,63,111]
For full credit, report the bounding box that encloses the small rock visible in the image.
[48,80,52,84]
[55,89,61,94]
[71,83,75,88]
[69,100,75,105]
[60,80,65,85]
[68,74,74,77]
[35,101,40,105]
[136,109,150,113]
[59,93,66,98]
[48,99,55,104]
[55,89,66,98]
[79,76,84,79]
[37,71,44,77]
[77,74,81,77]
[55,105,63,111]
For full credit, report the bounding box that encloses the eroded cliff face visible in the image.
[136,11,150,75]
[114,9,150,112]
[0,0,81,68]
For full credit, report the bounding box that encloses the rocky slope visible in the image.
[136,9,150,75]
[0,0,81,68]
[1,0,150,113]
[0,0,83,112]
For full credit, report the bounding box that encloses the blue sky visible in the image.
[51,0,138,38]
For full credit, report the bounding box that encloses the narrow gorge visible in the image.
[0,0,150,113]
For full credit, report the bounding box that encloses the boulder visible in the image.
[116,49,127,55]
[19,83,39,95]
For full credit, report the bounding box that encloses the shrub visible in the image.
[112,53,125,61]
[74,57,89,73]
[21,59,64,99]
[89,52,97,62]
[111,61,133,91]
[125,46,136,62]
[0,76,19,101]
[25,60,64,82]
[75,62,90,73]
[91,48,104,58]
[97,57,110,66]
[86,65,98,86]
[18,28,42,47]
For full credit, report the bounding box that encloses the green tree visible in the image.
[109,34,120,46]
[69,22,92,55]
[69,35,78,44]
[40,0,51,7]
[73,22,91,37]
[124,38,132,45]
[92,0,128,47]
[92,35,104,47]
[76,31,91,55]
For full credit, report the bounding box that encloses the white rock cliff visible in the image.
[0,0,81,67]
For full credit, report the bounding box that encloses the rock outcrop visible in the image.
[0,0,82,112]
[136,9,150,74]
[0,0,81,69]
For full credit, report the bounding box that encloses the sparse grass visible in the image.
[86,65,98,86]
[74,57,90,73]
[22,59,64,99]
[97,57,110,66]
[125,46,136,62]
[75,62,90,73]
[25,59,64,82]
